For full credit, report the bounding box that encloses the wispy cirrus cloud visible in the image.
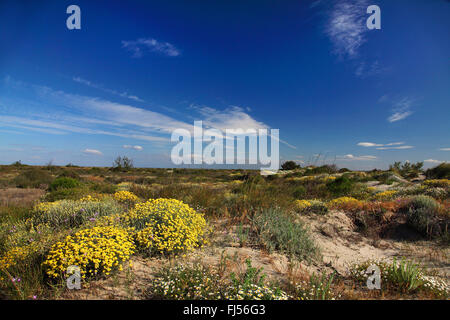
[439,148,450,151]
[386,97,415,122]
[73,76,144,102]
[2,78,288,152]
[324,0,369,59]
[121,38,181,58]
[357,141,414,150]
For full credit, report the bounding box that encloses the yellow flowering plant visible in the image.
[423,179,450,188]
[113,191,140,206]
[126,198,206,255]
[328,197,364,212]
[374,190,398,201]
[42,226,135,279]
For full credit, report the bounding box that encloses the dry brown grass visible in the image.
[0,188,44,206]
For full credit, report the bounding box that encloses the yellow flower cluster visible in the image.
[328,197,363,211]
[129,198,206,254]
[42,226,135,279]
[113,191,139,205]
[322,176,337,183]
[374,190,398,201]
[295,200,312,211]
[423,179,450,188]
[0,245,35,271]
[78,194,105,202]
[33,201,61,214]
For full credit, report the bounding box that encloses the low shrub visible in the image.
[13,169,53,189]
[328,197,363,212]
[113,190,140,207]
[292,186,306,199]
[351,258,448,298]
[373,190,398,201]
[129,199,207,255]
[149,259,289,300]
[425,163,450,179]
[251,208,317,261]
[42,226,135,279]
[326,175,354,196]
[48,177,80,191]
[423,179,450,188]
[32,199,123,229]
[294,200,328,215]
[406,195,447,239]
[290,271,338,300]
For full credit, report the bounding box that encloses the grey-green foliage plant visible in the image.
[251,208,318,261]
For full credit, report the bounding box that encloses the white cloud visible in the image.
[387,97,415,122]
[388,111,412,122]
[357,142,384,147]
[123,145,143,151]
[83,149,103,156]
[439,148,450,151]
[122,38,180,58]
[338,154,377,161]
[325,0,369,58]
[73,76,144,102]
[357,141,410,149]
[424,159,446,164]
[376,146,414,150]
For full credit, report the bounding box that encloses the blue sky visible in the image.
[0,0,449,170]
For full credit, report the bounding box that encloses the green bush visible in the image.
[292,186,306,199]
[406,195,446,239]
[426,163,450,179]
[13,168,53,188]
[48,177,80,191]
[252,208,318,261]
[326,175,354,196]
[281,161,300,171]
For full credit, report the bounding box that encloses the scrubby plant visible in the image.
[42,226,135,279]
[405,195,445,239]
[389,161,423,179]
[13,168,53,189]
[32,198,123,229]
[326,175,354,196]
[149,258,289,300]
[48,177,80,191]
[129,199,207,255]
[251,208,317,261]
[225,258,289,300]
[423,179,450,188]
[281,161,300,171]
[292,186,306,199]
[373,190,398,201]
[328,197,363,212]
[113,190,139,207]
[294,200,328,215]
[351,258,448,297]
[425,163,450,179]
[150,263,223,299]
[290,271,338,300]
